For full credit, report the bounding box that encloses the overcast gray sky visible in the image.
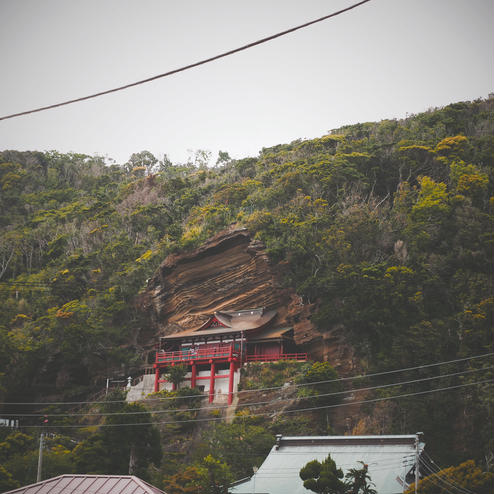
[0,0,492,165]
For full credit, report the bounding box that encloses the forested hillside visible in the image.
[0,98,492,491]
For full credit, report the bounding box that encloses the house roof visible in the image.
[162,308,278,340]
[230,435,424,494]
[4,474,166,494]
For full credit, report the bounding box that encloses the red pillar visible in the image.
[191,363,197,388]
[171,363,177,391]
[154,366,160,392]
[228,361,235,405]
[209,362,215,403]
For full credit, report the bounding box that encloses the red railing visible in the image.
[155,346,308,365]
[246,353,308,362]
[156,344,239,364]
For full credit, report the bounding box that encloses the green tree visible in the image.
[344,463,376,494]
[200,416,274,479]
[297,362,342,406]
[163,465,203,494]
[165,364,188,389]
[125,151,158,176]
[73,434,109,474]
[404,460,494,494]
[73,392,161,479]
[300,457,376,494]
[299,454,346,494]
[0,464,19,492]
[0,431,75,487]
[196,455,233,494]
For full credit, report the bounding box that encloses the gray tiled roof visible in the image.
[4,474,166,494]
[230,435,424,494]
[162,309,278,339]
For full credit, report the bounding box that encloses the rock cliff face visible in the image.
[139,227,355,371]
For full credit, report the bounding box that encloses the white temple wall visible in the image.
[159,368,241,404]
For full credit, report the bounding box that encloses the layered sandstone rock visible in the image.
[139,227,354,370]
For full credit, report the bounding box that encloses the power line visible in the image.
[17,379,493,429]
[417,473,469,494]
[259,456,415,472]
[0,0,371,122]
[0,280,119,289]
[420,467,471,494]
[418,458,476,494]
[3,351,492,406]
[0,279,385,292]
[0,275,420,292]
[6,365,491,418]
[419,451,481,494]
[420,450,445,473]
[236,353,493,394]
[255,457,415,475]
[0,275,427,288]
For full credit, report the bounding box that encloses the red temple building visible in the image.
[153,308,307,404]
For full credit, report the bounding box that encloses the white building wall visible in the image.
[127,365,242,404]
[157,367,241,404]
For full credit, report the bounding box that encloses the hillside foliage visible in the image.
[0,98,493,488]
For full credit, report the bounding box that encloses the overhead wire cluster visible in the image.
[4,364,492,418]
[2,352,491,429]
[418,451,479,494]
[3,352,491,406]
[0,275,420,294]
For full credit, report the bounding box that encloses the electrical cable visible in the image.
[0,1,371,122]
[0,280,121,289]
[419,452,480,494]
[418,474,468,494]
[259,456,415,471]
[0,276,432,289]
[5,365,491,418]
[420,450,446,473]
[17,378,493,429]
[418,458,477,494]
[3,351,492,406]
[2,353,494,406]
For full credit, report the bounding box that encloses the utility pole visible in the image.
[128,444,136,475]
[36,432,44,482]
[415,432,423,494]
[37,415,48,482]
[402,457,406,494]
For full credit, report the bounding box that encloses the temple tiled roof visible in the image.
[212,308,277,330]
[162,308,278,340]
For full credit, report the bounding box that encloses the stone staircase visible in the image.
[126,374,156,402]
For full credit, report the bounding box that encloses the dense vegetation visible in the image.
[0,98,492,490]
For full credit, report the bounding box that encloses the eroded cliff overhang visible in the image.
[141,228,317,348]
